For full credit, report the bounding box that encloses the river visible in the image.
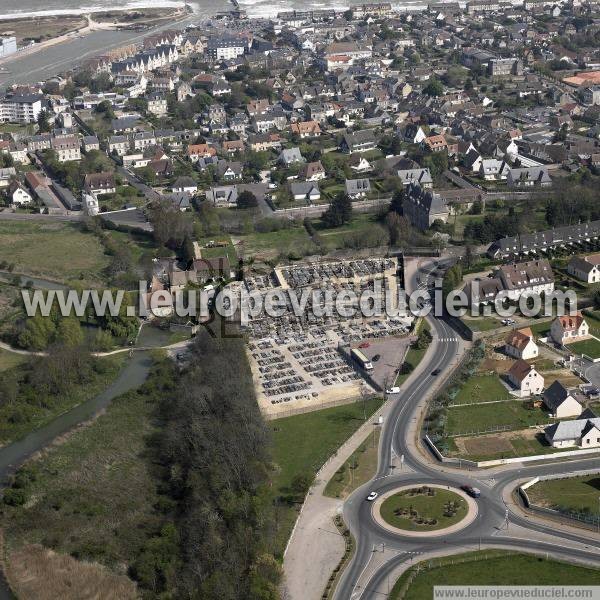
[0,324,174,598]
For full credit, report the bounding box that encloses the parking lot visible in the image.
[244,257,414,417]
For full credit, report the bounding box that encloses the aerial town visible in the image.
[0,1,600,599]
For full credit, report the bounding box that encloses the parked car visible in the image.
[359,342,370,349]
[386,386,401,394]
[461,485,481,498]
[372,354,381,362]
[366,491,378,501]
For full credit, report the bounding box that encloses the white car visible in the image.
[366,491,378,501]
[386,387,400,394]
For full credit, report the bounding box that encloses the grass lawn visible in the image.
[528,474,600,515]
[529,320,552,337]
[0,222,108,285]
[380,487,468,532]
[270,397,384,555]
[452,374,510,404]
[445,430,574,462]
[0,349,25,372]
[446,401,552,435]
[566,337,600,359]
[462,317,502,332]
[0,355,126,446]
[390,551,600,600]
[102,230,155,266]
[312,213,384,251]
[324,429,380,499]
[237,226,313,259]
[583,311,600,337]
[2,373,162,579]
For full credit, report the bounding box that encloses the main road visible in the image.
[334,259,600,600]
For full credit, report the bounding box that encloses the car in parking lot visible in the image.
[372,354,380,362]
[386,386,400,394]
[460,485,481,498]
[359,342,370,348]
[366,491,378,501]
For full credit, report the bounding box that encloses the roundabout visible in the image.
[372,483,478,537]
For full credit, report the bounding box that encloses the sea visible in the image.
[0,0,423,21]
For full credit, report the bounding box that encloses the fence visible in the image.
[393,551,511,600]
[519,470,600,532]
[424,433,600,468]
[264,394,379,421]
[271,196,391,220]
[447,424,511,438]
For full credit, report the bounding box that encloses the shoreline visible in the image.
[0,7,191,67]
[0,2,190,21]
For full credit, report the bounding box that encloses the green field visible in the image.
[390,551,600,600]
[452,374,510,404]
[0,349,25,372]
[0,355,125,445]
[2,371,161,573]
[529,320,553,337]
[462,317,502,332]
[324,429,380,499]
[583,311,600,337]
[446,401,552,435]
[270,398,384,554]
[237,226,313,259]
[528,474,600,515]
[380,487,468,532]
[566,337,600,359]
[314,213,386,251]
[0,222,108,284]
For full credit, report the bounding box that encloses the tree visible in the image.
[442,264,463,299]
[36,109,50,133]
[56,317,84,347]
[237,190,258,209]
[322,192,352,228]
[423,78,444,97]
[18,314,56,350]
[180,235,196,266]
[390,189,404,215]
[95,99,115,120]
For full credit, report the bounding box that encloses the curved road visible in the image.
[335,260,600,600]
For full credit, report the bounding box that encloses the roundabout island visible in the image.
[373,484,478,537]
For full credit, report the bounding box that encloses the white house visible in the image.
[51,135,81,162]
[7,182,32,206]
[506,359,544,397]
[172,176,198,195]
[550,312,589,346]
[479,158,508,181]
[494,259,555,302]
[567,255,600,284]
[403,124,427,144]
[290,181,321,202]
[504,327,538,360]
[543,380,582,419]
[83,192,99,216]
[545,414,600,448]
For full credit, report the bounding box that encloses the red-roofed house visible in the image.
[506,359,544,397]
[550,312,589,346]
[505,327,538,360]
[187,143,216,163]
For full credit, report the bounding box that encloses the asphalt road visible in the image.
[334,260,600,600]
